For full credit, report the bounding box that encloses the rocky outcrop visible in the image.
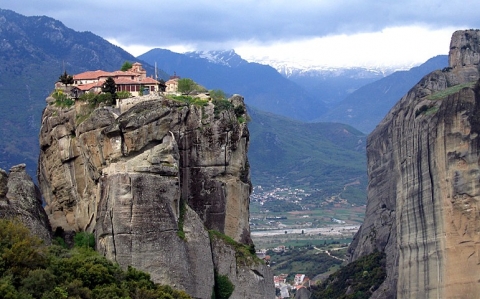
[348,29,480,298]
[0,164,51,243]
[210,233,273,299]
[38,94,274,298]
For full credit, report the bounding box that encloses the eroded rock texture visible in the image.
[348,30,480,298]
[38,95,273,298]
[0,164,51,243]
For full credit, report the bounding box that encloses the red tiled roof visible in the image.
[74,70,141,81]
[73,64,158,87]
[114,78,139,85]
[74,70,111,80]
[166,78,178,84]
[140,77,160,84]
[110,70,139,77]
[76,82,102,91]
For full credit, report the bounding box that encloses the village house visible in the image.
[274,274,288,288]
[165,72,180,94]
[294,274,305,286]
[57,62,161,97]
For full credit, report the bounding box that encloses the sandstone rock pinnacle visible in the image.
[348,29,480,299]
[38,94,273,298]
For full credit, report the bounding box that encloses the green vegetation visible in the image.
[262,200,299,212]
[78,92,96,103]
[213,99,233,117]
[167,94,209,107]
[253,233,354,250]
[120,61,133,71]
[212,272,234,299]
[74,98,97,125]
[234,105,245,117]
[117,90,132,99]
[73,232,95,249]
[91,93,114,106]
[177,78,207,95]
[177,201,187,240]
[427,81,475,101]
[58,71,74,88]
[311,251,386,299]
[415,102,441,117]
[209,89,227,101]
[208,230,261,266]
[417,81,477,117]
[101,77,117,101]
[248,106,367,206]
[178,78,197,94]
[78,92,114,107]
[270,247,344,280]
[0,219,192,299]
[51,89,74,108]
[139,84,146,96]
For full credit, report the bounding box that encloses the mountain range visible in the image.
[270,64,393,108]
[317,55,448,132]
[138,48,328,121]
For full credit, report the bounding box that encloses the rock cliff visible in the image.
[38,94,274,298]
[0,164,51,243]
[348,29,480,298]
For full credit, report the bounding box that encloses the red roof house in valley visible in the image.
[70,62,160,97]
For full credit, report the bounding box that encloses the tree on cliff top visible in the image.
[121,61,133,71]
[178,78,197,94]
[101,77,117,100]
[58,71,74,88]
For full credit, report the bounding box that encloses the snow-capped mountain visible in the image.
[248,57,403,79]
[236,56,397,107]
[185,49,406,79]
[185,50,246,68]
[247,53,420,75]
[166,49,409,108]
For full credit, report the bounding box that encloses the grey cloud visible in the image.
[2,0,480,48]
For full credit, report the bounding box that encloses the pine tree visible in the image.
[58,71,74,88]
[101,77,117,100]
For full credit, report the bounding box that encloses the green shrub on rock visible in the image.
[0,219,192,299]
[213,272,234,299]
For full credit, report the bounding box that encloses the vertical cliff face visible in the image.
[38,94,273,298]
[348,30,480,299]
[0,164,51,243]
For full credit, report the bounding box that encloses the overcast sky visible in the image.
[3,1,480,68]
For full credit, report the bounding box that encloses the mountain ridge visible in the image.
[317,55,449,132]
[138,48,328,121]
